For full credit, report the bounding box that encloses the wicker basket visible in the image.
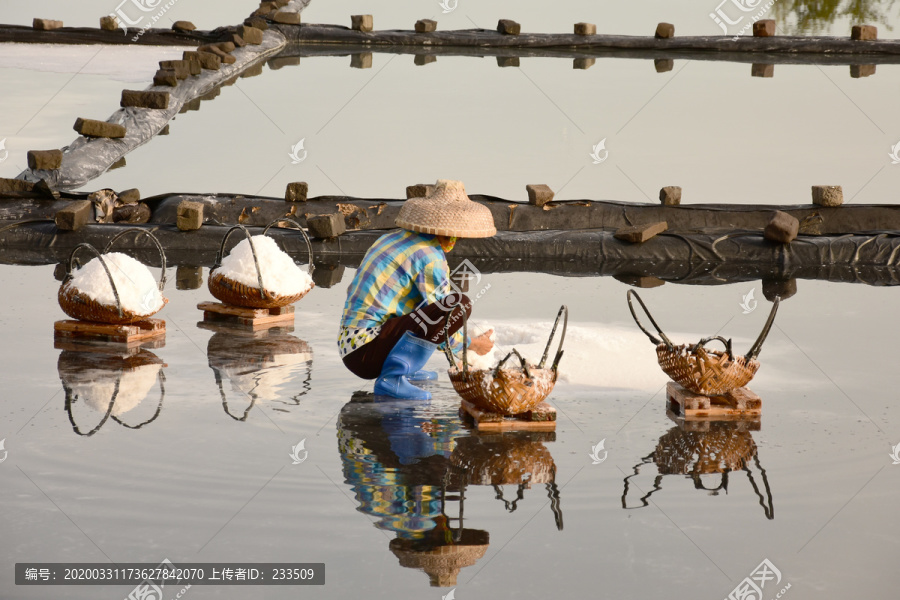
[57,229,168,325]
[445,305,568,415]
[627,290,780,396]
[207,218,315,309]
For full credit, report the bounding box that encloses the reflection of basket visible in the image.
[445,305,568,416]
[450,433,556,485]
[627,290,779,396]
[208,219,314,309]
[58,229,168,324]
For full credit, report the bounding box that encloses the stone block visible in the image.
[73,117,126,139]
[614,221,668,243]
[307,213,346,239]
[273,11,301,25]
[763,210,799,243]
[574,22,596,35]
[55,201,92,231]
[406,184,434,199]
[33,18,63,31]
[100,15,118,31]
[497,19,521,35]
[526,184,555,207]
[851,24,877,41]
[220,32,246,47]
[414,54,437,66]
[159,59,190,79]
[177,200,204,230]
[176,266,204,290]
[659,186,681,205]
[172,20,196,32]
[241,25,264,45]
[274,0,290,6]
[182,51,202,75]
[573,58,595,70]
[497,56,520,68]
[351,53,373,69]
[416,19,437,33]
[812,185,843,207]
[118,188,140,204]
[215,41,236,53]
[655,22,675,38]
[0,178,35,193]
[285,182,308,202]
[258,0,277,10]
[196,51,222,70]
[112,202,151,224]
[753,20,776,37]
[153,69,179,87]
[244,17,268,31]
[27,149,62,170]
[655,59,674,73]
[751,63,774,78]
[122,90,171,109]
[352,14,374,32]
[850,64,876,78]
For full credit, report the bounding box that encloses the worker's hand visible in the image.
[468,329,494,356]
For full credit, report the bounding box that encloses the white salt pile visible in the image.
[463,327,499,371]
[214,236,313,297]
[69,253,164,316]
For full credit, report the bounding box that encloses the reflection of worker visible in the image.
[338,180,495,399]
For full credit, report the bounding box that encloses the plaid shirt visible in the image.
[338,229,466,357]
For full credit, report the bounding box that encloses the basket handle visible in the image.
[492,483,527,513]
[626,290,674,349]
[102,228,168,291]
[691,336,735,361]
[494,349,532,380]
[262,217,316,276]
[65,243,124,319]
[214,369,256,421]
[745,296,780,361]
[538,305,568,371]
[444,300,470,376]
[213,224,267,301]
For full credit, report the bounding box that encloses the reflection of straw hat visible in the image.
[389,529,489,587]
[396,179,497,238]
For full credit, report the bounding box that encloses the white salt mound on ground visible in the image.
[215,236,313,297]
[70,252,164,316]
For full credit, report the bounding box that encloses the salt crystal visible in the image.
[69,252,164,316]
[213,236,313,297]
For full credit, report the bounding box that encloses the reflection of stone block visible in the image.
[763,277,797,301]
[497,19,521,35]
[414,54,437,66]
[268,56,301,70]
[100,16,118,31]
[176,266,204,290]
[812,185,843,207]
[33,18,63,30]
[415,19,437,33]
[179,98,201,113]
[351,53,373,69]
[574,22,596,35]
[406,184,433,199]
[285,182,308,202]
[74,118,126,138]
[240,62,264,78]
[55,201,92,231]
[312,264,345,289]
[753,20,776,37]
[655,22,675,38]
[177,201,204,231]
[573,58,595,70]
[273,11,301,25]
[307,214,346,239]
[659,186,681,205]
[172,20,196,32]
[497,56,520,68]
[110,156,127,169]
[654,59,674,73]
[751,63,774,78]
[526,184,555,207]
[121,90,171,109]
[27,149,63,170]
[764,210,799,243]
[613,273,666,288]
[614,221,668,243]
[851,24,877,41]
[351,14,373,32]
[850,64,876,78]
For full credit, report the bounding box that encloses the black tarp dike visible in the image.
[2,222,900,286]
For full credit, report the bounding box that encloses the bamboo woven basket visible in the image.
[208,218,315,309]
[446,305,568,415]
[58,229,168,325]
[627,290,780,396]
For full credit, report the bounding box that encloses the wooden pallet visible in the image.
[198,301,295,329]
[666,381,761,420]
[54,318,166,347]
[666,407,761,431]
[460,399,557,431]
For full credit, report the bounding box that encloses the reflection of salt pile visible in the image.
[69,252,163,316]
[468,320,671,391]
[221,351,314,401]
[215,236,313,297]
[73,364,162,416]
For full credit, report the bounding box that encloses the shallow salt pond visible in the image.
[1,263,897,598]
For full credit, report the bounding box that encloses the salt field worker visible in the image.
[339,180,496,399]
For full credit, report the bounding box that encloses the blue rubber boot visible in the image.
[407,370,438,382]
[374,331,438,400]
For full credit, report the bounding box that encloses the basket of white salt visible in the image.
[208,219,315,309]
[445,305,568,416]
[58,229,168,325]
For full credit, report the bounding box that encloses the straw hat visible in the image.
[396,179,497,238]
